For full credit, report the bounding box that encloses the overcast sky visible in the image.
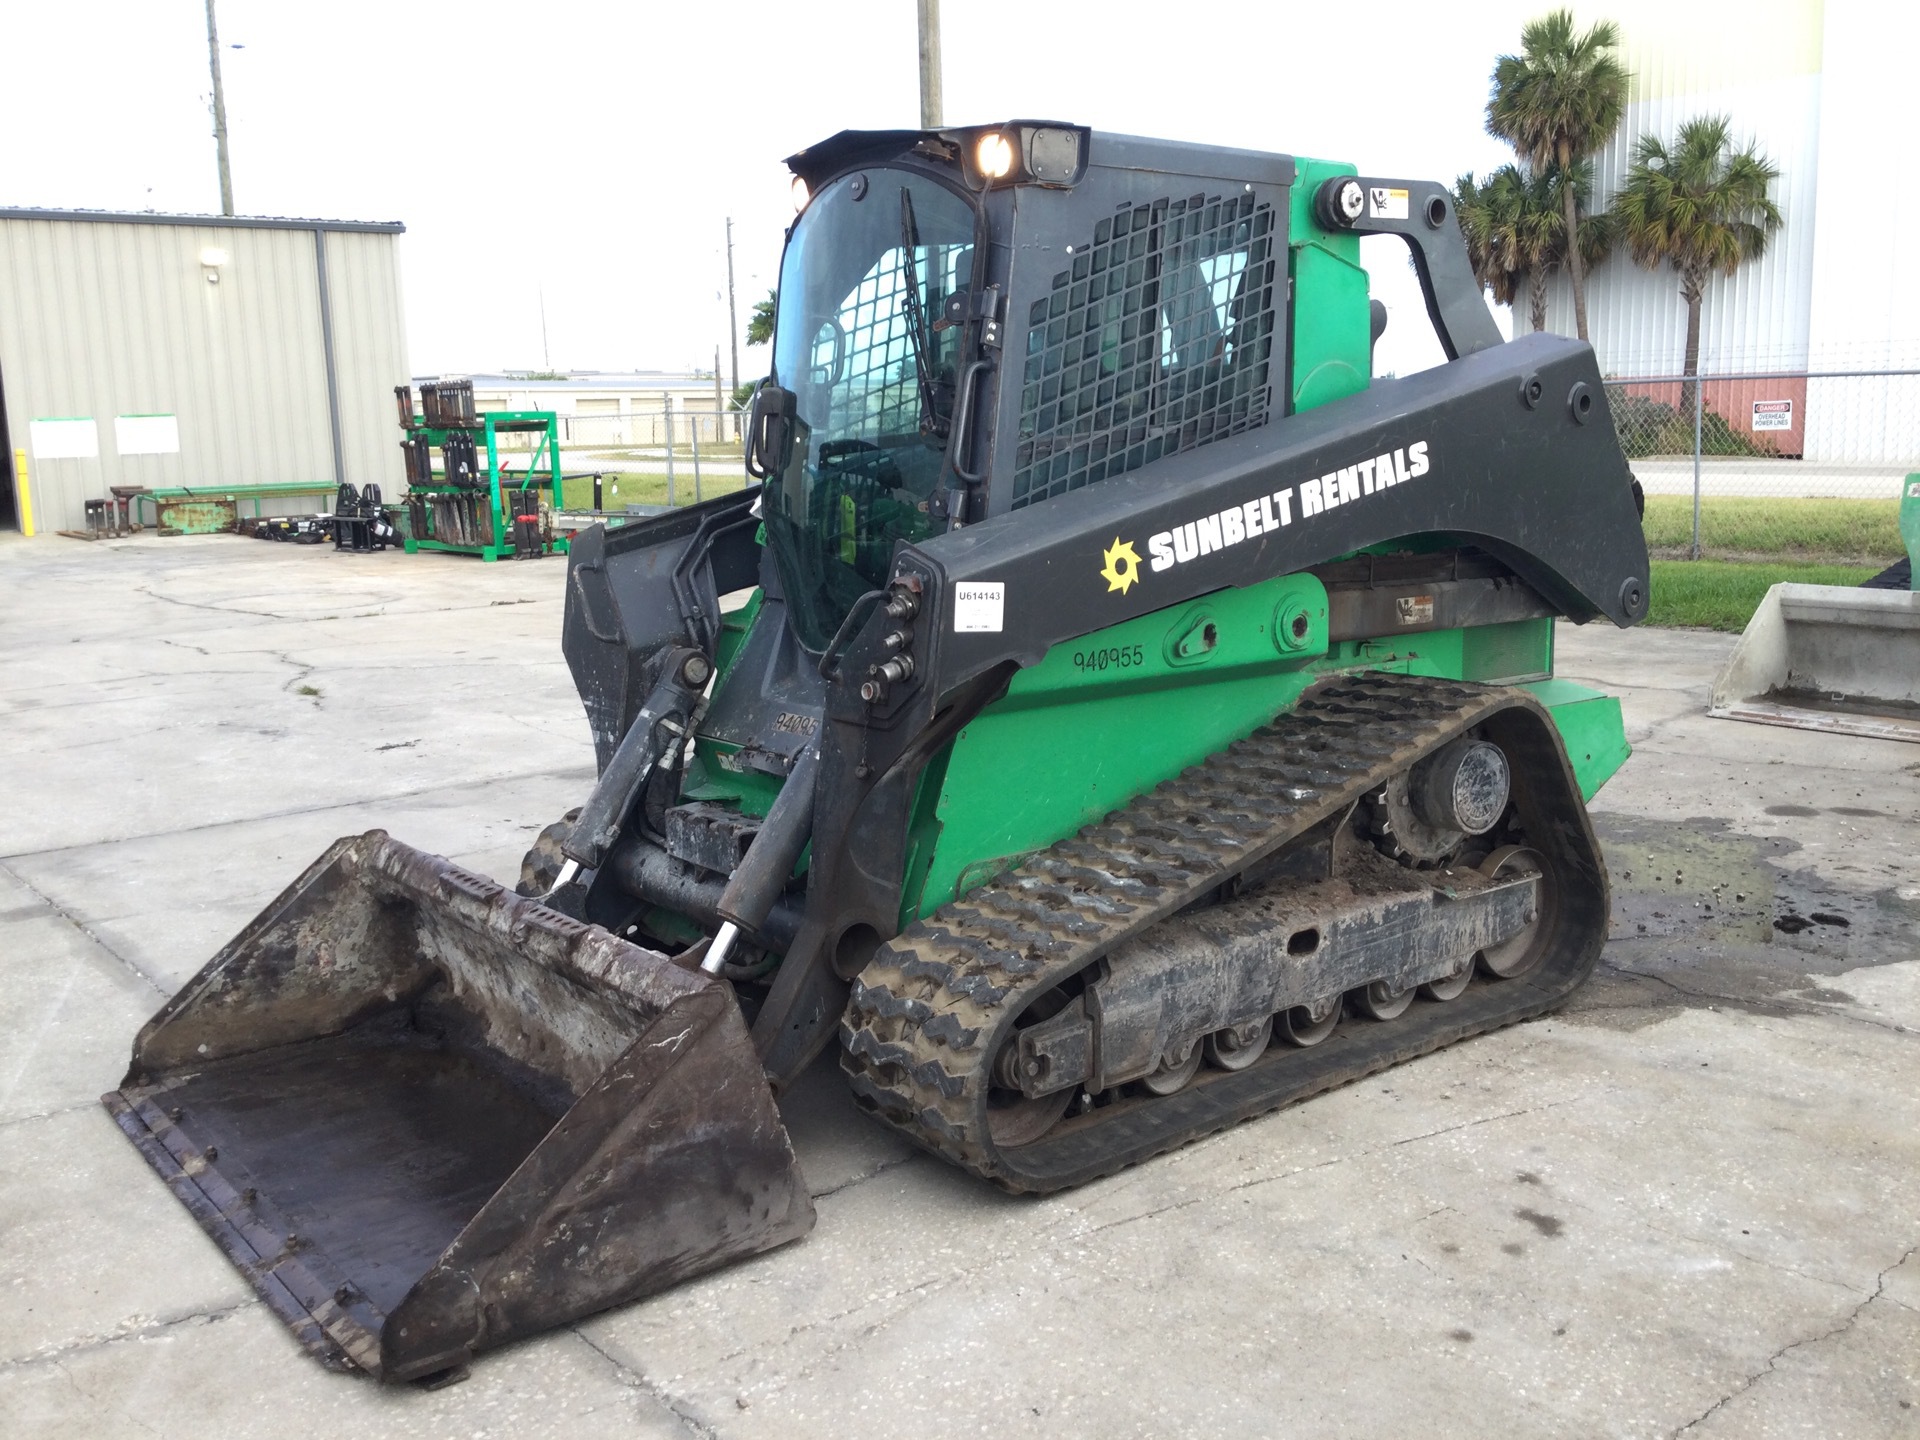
[1,1,1539,380]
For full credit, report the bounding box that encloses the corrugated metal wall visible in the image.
[320,229,410,493]
[1528,1,1827,377]
[0,215,407,534]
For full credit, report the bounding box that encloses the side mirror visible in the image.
[745,381,797,481]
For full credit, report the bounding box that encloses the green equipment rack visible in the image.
[396,382,569,561]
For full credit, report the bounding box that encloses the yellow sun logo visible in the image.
[1100,537,1142,595]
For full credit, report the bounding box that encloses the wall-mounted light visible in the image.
[200,245,229,284]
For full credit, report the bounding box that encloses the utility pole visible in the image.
[917,0,943,129]
[539,288,550,371]
[725,217,740,397]
[205,0,234,215]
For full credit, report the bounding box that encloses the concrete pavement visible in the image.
[1630,457,1908,500]
[2,532,1915,1438]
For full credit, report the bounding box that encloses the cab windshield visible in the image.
[763,168,975,651]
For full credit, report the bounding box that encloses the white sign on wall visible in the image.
[115,414,181,455]
[29,418,100,459]
[1751,399,1794,431]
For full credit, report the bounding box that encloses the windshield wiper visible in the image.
[897,187,945,438]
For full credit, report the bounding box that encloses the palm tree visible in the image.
[1486,9,1628,343]
[1612,115,1782,412]
[1455,163,1613,336]
[746,290,775,346]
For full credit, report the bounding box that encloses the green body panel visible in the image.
[1287,159,1371,415]
[1521,679,1630,802]
[908,603,1623,921]
[913,572,1333,918]
[1902,473,1920,587]
[900,532,1626,922]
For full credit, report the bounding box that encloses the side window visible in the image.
[1013,192,1277,509]
[812,242,972,445]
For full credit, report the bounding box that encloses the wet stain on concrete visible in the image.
[1500,1242,1525,1256]
[1516,1208,1564,1238]
[1447,1328,1474,1343]
[1795,985,1856,1004]
[1515,1171,1542,1186]
[1764,804,1821,818]
[1567,814,1920,1032]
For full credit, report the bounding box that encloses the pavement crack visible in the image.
[1079,1105,1562,1242]
[569,1328,720,1439]
[0,857,169,996]
[1669,1243,1919,1437]
[1384,1102,1561,1149]
[0,1298,260,1373]
[1598,960,1920,1039]
[1636,1216,1866,1300]
[810,1153,918,1200]
[0,1099,110,1130]
[0,763,597,862]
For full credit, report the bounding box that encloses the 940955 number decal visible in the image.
[1072,644,1146,672]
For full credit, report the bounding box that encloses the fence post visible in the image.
[1691,378,1704,561]
[691,414,703,502]
[664,395,676,508]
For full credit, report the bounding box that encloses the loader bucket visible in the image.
[102,832,813,1382]
[1709,582,1920,743]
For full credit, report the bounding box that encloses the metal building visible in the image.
[0,210,408,536]
[1534,0,1918,379]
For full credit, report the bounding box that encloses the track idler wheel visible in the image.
[1275,995,1342,1047]
[986,1085,1074,1148]
[1477,846,1551,979]
[1139,1040,1204,1096]
[1205,1017,1273,1072]
[1419,962,1473,1002]
[1352,981,1415,1021]
[987,996,1078,1147]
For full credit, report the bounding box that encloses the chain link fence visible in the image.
[1604,369,1919,499]
[477,402,750,510]
[484,373,1920,524]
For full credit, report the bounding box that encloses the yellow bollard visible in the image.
[12,449,34,537]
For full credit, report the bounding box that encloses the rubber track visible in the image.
[840,672,1600,1193]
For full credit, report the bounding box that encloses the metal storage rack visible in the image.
[396,381,568,561]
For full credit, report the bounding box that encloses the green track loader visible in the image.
[107,123,1650,1381]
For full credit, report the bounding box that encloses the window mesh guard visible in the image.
[1013,192,1277,509]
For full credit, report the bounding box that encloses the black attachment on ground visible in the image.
[1863,557,1912,591]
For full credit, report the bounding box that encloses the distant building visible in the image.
[0,208,408,536]
[1523,1,1917,466]
[434,371,738,448]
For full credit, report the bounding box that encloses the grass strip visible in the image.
[556,468,752,511]
[1646,559,1883,632]
[1642,495,1902,562]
